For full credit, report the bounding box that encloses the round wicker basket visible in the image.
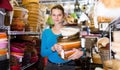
[99,47,110,65]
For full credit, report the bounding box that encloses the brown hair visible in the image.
[51,4,64,15]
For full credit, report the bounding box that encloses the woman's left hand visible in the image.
[68,48,83,60]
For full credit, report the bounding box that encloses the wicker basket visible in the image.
[13,7,28,18]
[99,48,110,65]
[25,2,39,6]
[103,60,113,70]
[25,6,39,11]
[22,0,39,5]
[92,53,102,64]
[85,37,97,50]
[28,14,39,19]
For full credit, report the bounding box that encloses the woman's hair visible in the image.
[51,4,64,15]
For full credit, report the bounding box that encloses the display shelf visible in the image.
[8,31,40,35]
[16,0,89,4]
[8,31,41,70]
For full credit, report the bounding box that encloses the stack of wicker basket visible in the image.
[22,0,40,32]
[96,37,110,69]
[103,31,120,70]
[11,6,28,31]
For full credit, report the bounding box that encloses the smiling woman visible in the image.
[40,4,83,70]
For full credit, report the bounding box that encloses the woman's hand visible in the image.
[68,48,83,60]
[51,44,63,54]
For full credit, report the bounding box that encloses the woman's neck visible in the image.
[52,24,63,35]
[54,23,63,29]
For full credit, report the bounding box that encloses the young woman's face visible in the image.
[51,9,64,25]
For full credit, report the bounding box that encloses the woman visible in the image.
[41,4,83,70]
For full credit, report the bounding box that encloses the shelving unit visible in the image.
[16,0,89,4]
[8,31,41,70]
[0,32,9,70]
[0,0,98,70]
[8,31,40,35]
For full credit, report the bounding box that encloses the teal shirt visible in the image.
[41,28,69,63]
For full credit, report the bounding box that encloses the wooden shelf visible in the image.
[21,62,36,70]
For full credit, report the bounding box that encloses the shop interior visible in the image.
[0,0,120,70]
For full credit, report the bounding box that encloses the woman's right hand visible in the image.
[51,44,63,54]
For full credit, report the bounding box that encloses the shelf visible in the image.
[16,0,89,4]
[8,31,40,35]
[21,62,36,70]
[39,0,87,4]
